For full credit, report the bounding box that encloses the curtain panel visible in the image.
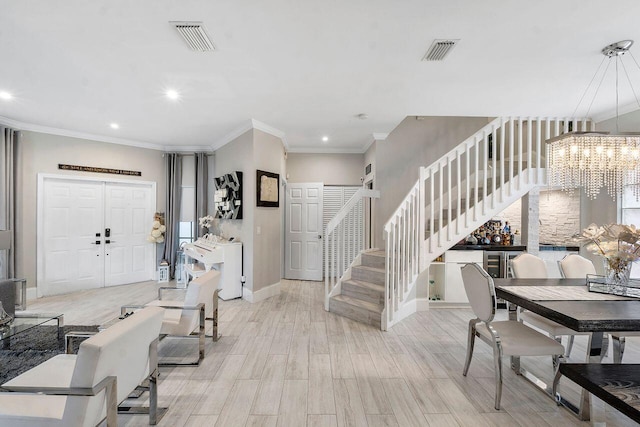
[0,127,17,279]
[162,153,182,278]
[194,152,208,238]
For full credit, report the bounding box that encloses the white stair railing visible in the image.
[324,188,380,310]
[382,116,593,330]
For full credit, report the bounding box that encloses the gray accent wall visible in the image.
[16,130,165,291]
[287,153,364,185]
[373,116,490,247]
[214,129,285,295]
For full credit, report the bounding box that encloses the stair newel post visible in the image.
[527,117,533,184]
[384,224,390,330]
[427,168,434,256]
[325,225,329,311]
[518,117,523,190]
[536,118,542,184]
[507,117,515,196]
[491,124,497,210]
[473,137,479,222]
[465,143,470,229]
[438,161,443,248]
[482,131,488,216]
[499,117,505,203]
[446,157,452,243]
[391,222,397,316]
[456,148,461,236]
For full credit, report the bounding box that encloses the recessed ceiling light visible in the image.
[166,89,180,100]
[0,91,13,100]
[322,136,329,142]
[110,123,120,129]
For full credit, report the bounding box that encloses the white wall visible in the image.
[214,130,255,291]
[496,189,580,245]
[16,131,165,291]
[254,130,285,292]
[287,153,364,185]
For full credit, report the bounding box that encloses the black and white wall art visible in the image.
[214,171,243,219]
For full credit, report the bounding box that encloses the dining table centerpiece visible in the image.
[576,223,640,285]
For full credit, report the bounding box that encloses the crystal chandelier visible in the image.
[546,40,640,200]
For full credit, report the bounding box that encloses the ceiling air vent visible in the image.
[422,39,459,61]
[170,21,215,52]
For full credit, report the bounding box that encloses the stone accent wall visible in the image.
[494,189,580,245]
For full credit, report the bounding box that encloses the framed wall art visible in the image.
[256,170,279,207]
[214,171,243,219]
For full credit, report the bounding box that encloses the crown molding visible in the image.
[164,145,214,153]
[0,115,169,151]
[251,119,289,149]
[372,132,389,141]
[211,118,289,151]
[286,146,367,154]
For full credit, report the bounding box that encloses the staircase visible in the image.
[328,250,385,328]
[325,116,594,331]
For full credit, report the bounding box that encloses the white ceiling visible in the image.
[2,1,640,153]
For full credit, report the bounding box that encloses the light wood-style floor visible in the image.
[27,279,639,427]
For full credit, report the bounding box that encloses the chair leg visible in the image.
[565,335,574,358]
[492,342,503,410]
[462,320,476,376]
[613,335,626,364]
[552,366,563,403]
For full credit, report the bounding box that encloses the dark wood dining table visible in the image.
[493,278,640,420]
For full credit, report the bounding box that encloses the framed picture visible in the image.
[256,170,279,207]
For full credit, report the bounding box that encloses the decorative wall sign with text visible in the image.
[58,164,141,176]
[214,171,243,219]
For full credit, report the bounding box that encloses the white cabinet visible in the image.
[430,250,483,303]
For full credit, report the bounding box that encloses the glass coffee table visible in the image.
[0,313,64,349]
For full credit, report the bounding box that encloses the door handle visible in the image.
[92,240,101,245]
[318,235,322,239]
[105,240,116,244]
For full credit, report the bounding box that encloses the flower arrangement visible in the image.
[147,212,166,244]
[198,215,215,230]
[575,223,640,284]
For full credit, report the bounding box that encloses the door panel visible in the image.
[285,182,323,280]
[40,178,154,296]
[42,179,104,296]
[104,183,153,286]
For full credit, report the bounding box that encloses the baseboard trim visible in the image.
[243,281,281,303]
[26,287,37,302]
[416,297,430,311]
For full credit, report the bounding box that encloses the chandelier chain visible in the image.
[571,56,607,119]
[621,54,640,110]
[585,59,612,120]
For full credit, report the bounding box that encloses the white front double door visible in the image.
[38,176,155,296]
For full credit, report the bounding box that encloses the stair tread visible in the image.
[331,294,383,313]
[353,264,385,274]
[343,279,385,292]
[364,250,386,258]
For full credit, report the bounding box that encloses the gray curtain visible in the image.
[194,152,208,237]
[162,153,182,278]
[0,127,17,280]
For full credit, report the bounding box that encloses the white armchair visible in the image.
[0,306,165,426]
[132,269,221,366]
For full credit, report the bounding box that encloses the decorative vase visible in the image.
[603,258,633,286]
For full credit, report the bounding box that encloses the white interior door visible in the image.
[39,175,155,296]
[285,183,323,281]
[41,178,105,295]
[104,183,154,286]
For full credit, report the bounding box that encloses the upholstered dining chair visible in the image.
[558,254,640,363]
[461,263,565,410]
[558,253,596,278]
[510,253,591,358]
